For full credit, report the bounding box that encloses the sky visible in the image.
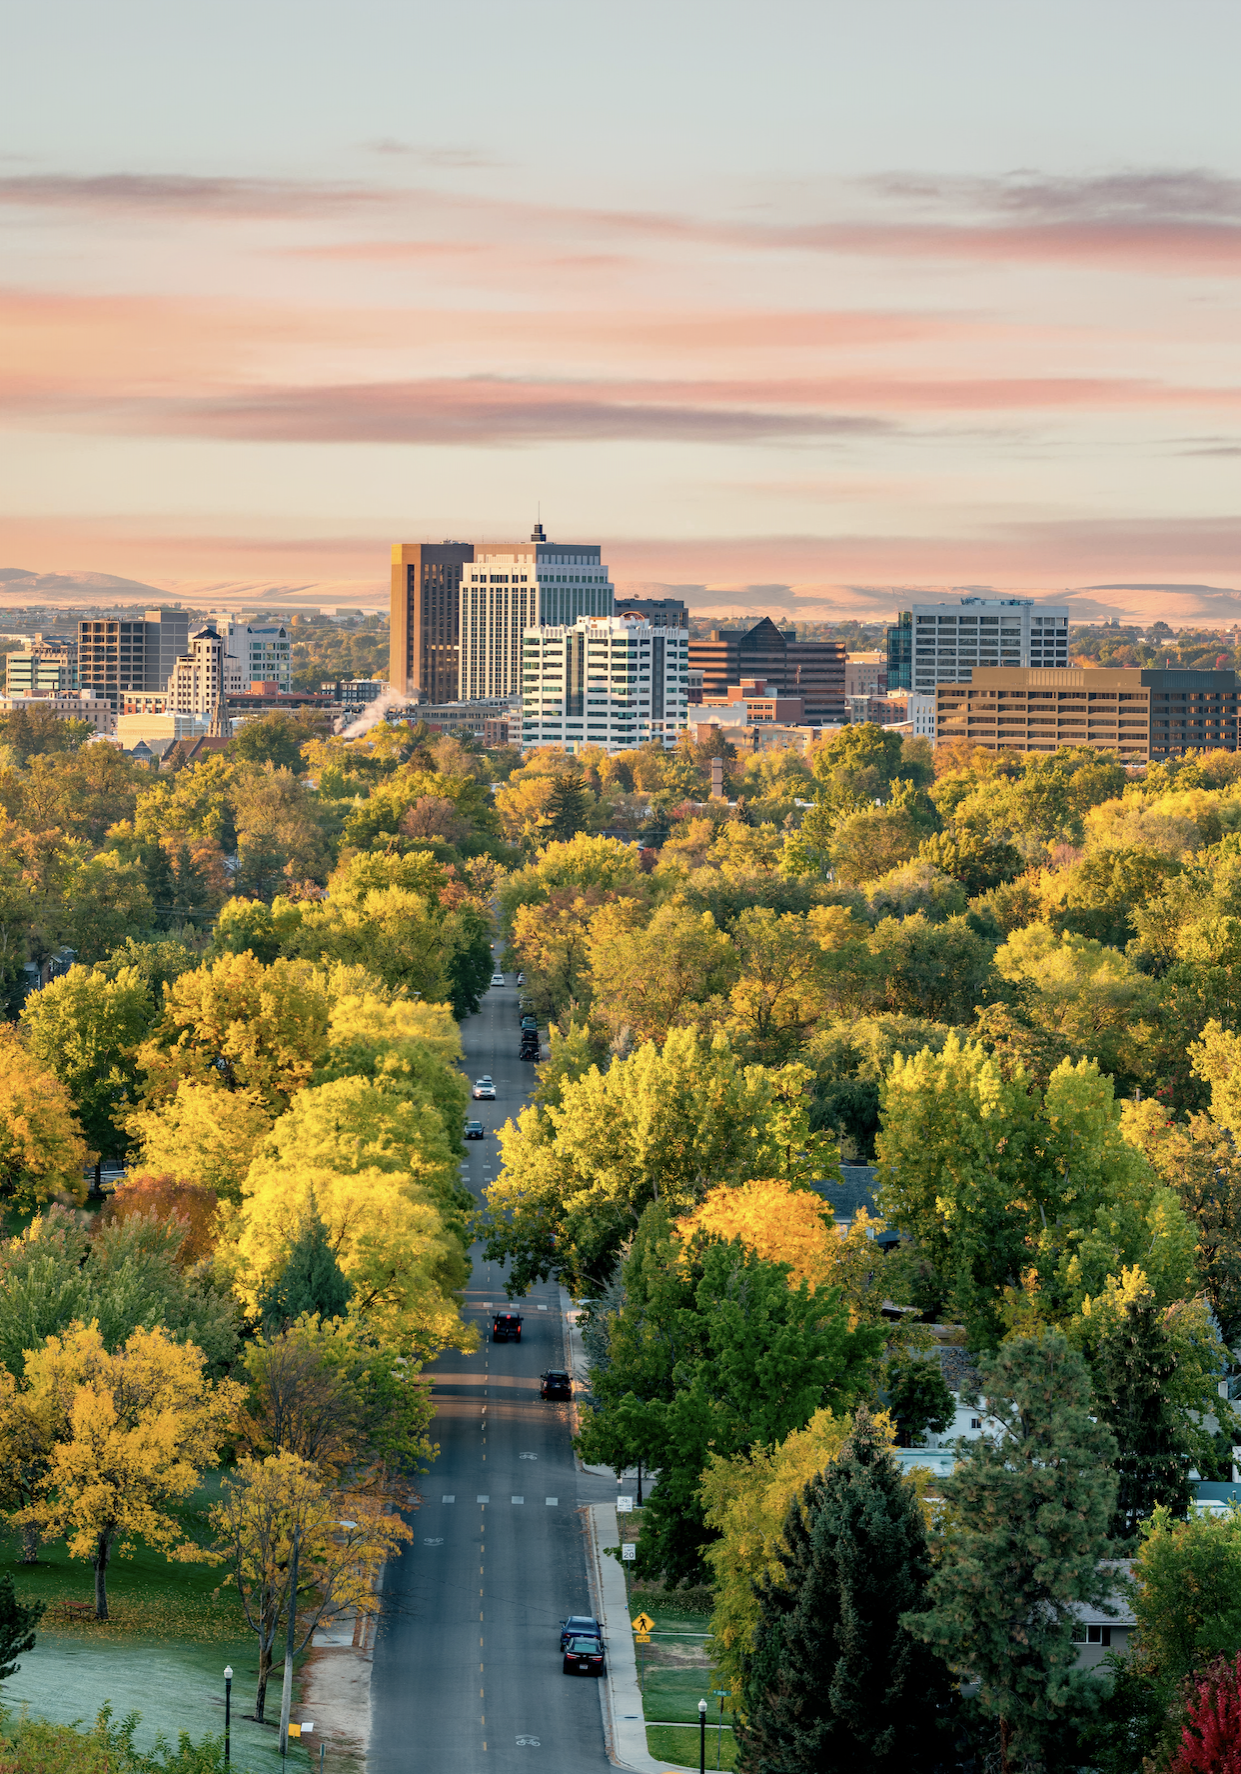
[2,0,1241,619]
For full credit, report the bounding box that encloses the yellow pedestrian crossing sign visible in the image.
[632,1613,655,1633]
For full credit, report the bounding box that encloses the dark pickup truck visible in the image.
[492,1312,523,1342]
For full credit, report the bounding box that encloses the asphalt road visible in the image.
[369,977,619,1774]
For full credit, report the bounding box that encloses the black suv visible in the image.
[492,1312,522,1342]
[559,1615,603,1652]
[541,1369,571,1400]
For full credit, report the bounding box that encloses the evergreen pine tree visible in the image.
[904,1331,1119,1773]
[259,1203,352,1329]
[738,1409,955,1774]
[0,1572,44,1681]
[1090,1287,1193,1541]
[544,771,589,842]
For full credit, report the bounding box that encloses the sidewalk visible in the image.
[584,1502,694,1774]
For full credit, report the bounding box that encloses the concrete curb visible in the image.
[584,1502,693,1774]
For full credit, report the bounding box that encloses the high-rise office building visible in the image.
[689,618,846,725]
[77,608,192,711]
[885,596,1070,738]
[521,615,689,753]
[459,524,613,701]
[390,542,475,703]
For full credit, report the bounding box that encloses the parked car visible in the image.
[473,1080,496,1100]
[541,1370,572,1400]
[520,1016,538,1032]
[492,1312,522,1342]
[516,971,525,985]
[563,1636,605,1676]
[464,1120,485,1140]
[559,1616,603,1652]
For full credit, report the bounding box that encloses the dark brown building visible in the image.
[935,665,1240,764]
[390,541,475,703]
[689,617,845,724]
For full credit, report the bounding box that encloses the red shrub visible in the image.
[1171,1651,1241,1773]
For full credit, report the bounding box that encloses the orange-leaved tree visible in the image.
[676,1177,888,1323]
[20,1322,242,1618]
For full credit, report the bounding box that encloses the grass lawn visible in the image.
[0,1482,319,1773]
[647,1723,738,1772]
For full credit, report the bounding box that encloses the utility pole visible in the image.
[279,1525,301,1760]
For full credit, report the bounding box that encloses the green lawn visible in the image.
[0,1491,317,1772]
[647,1723,738,1772]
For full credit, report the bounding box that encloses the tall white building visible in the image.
[211,615,293,692]
[910,597,1070,737]
[459,523,614,701]
[168,626,225,716]
[521,616,688,754]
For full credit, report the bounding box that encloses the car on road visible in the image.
[520,1045,538,1062]
[541,1370,572,1400]
[492,1312,522,1341]
[520,1016,538,1033]
[559,1616,603,1652]
[491,972,505,986]
[464,1120,485,1140]
[473,1080,496,1100]
[516,971,525,985]
[562,1636,605,1676]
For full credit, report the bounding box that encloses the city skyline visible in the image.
[3,3,1241,616]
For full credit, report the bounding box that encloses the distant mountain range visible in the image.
[2,566,1240,630]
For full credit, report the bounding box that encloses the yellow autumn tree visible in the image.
[0,1028,90,1212]
[20,1323,242,1618]
[676,1177,888,1323]
[237,1161,475,1360]
[700,1405,897,1697]
[126,1078,272,1199]
[212,1449,412,1723]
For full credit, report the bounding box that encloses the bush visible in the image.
[0,1705,239,1772]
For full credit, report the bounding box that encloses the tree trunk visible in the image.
[19,1521,39,1564]
[93,1533,110,1620]
[999,1715,1011,1774]
[255,1641,272,1723]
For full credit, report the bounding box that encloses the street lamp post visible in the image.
[223,1667,232,1768]
[698,1698,707,1774]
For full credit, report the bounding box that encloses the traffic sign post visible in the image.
[632,1613,655,1693]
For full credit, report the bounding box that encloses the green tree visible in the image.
[544,769,590,842]
[20,964,154,1189]
[579,1219,881,1582]
[257,1207,353,1329]
[877,1039,1195,1346]
[905,1332,1118,1772]
[811,724,930,817]
[738,1410,954,1774]
[1088,1282,1195,1540]
[882,1351,956,1448]
[483,1027,841,1296]
[228,710,325,773]
[0,1571,43,1682]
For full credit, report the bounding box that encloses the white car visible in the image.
[491,972,505,986]
[473,1080,496,1101]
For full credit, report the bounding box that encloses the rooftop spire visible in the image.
[531,521,546,542]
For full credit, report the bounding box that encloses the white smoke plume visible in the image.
[338,689,418,741]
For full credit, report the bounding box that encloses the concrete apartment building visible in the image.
[935,666,1240,764]
[887,597,1070,739]
[689,618,846,725]
[211,615,292,692]
[521,615,688,753]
